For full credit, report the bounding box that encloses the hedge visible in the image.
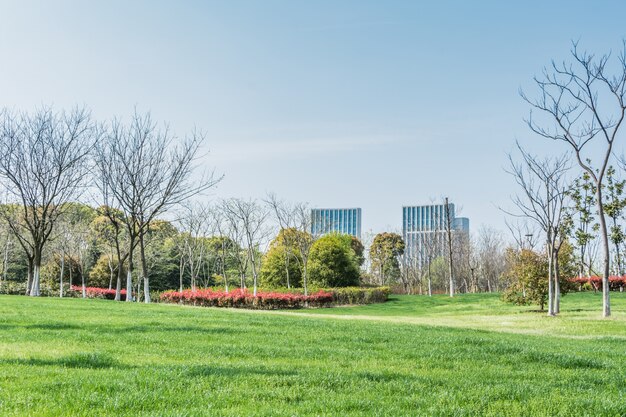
[569,276,626,291]
[159,286,390,309]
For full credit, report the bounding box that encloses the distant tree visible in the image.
[503,243,577,311]
[604,166,626,274]
[568,172,599,278]
[369,232,405,286]
[260,229,305,288]
[222,198,268,296]
[0,107,97,296]
[522,41,626,317]
[308,233,360,287]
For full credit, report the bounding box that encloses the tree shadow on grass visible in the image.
[103,324,241,335]
[187,364,297,378]
[0,352,120,369]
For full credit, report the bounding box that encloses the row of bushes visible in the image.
[159,286,390,309]
[69,285,127,299]
[160,288,334,309]
[569,276,626,291]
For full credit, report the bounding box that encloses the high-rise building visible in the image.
[311,208,362,239]
[402,203,469,265]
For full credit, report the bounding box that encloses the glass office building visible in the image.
[402,203,469,265]
[311,208,362,240]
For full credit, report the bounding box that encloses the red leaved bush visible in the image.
[70,285,127,300]
[160,288,334,309]
[569,276,626,291]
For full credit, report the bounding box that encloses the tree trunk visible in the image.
[30,250,41,297]
[26,256,34,295]
[554,251,561,314]
[596,186,611,317]
[140,233,150,303]
[179,256,185,292]
[427,259,432,297]
[108,254,114,290]
[59,252,65,298]
[126,238,134,302]
[547,241,555,316]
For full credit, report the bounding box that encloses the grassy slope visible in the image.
[0,293,624,416]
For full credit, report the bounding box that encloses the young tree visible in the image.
[522,41,626,317]
[506,144,570,315]
[97,111,219,302]
[0,107,96,296]
[369,232,405,286]
[222,198,268,296]
[308,233,360,288]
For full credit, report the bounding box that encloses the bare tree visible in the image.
[265,193,296,289]
[506,144,570,315]
[476,226,507,292]
[97,111,220,303]
[222,198,268,296]
[521,41,626,317]
[0,107,96,296]
[177,202,212,291]
[444,198,455,297]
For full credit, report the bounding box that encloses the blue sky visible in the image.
[1,0,625,237]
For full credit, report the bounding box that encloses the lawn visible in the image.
[0,292,625,416]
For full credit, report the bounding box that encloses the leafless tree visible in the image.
[222,198,268,296]
[475,226,507,292]
[444,198,456,297]
[521,41,626,317]
[177,202,212,291]
[0,107,97,296]
[293,203,315,296]
[505,143,570,315]
[97,111,220,302]
[265,193,297,289]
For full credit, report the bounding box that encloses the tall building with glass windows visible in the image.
[311,208,362,240]
[402,203,469,265]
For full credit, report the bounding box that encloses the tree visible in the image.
[522,41,626,317]
[222,198,268,296]
[503,243,577,311]
[0,107,97,296]
[444,198,456,297]
[308,233,360,287]
[506,144,570,315]
[177,203,212,291]
[96,111,219,302]
[604,166,626,274]
[260,229,306,288]
[568,172,599,279]
[369,232,405,286]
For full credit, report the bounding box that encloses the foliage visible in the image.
[68,285,127,300]
[369,232,405,284]
[330,286,389,304]
[308,233,360,287]
[160,288,333,309]
[259,228,305,288]
[88,254,126,289]
[502,245,576,310]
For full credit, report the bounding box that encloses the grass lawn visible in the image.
[0,292,625,416]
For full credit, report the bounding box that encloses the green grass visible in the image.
[0,293,625,416]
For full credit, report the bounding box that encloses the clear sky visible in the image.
[1,0,625,237]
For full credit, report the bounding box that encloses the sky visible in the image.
[1,0,625,238]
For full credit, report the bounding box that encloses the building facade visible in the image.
[311,208,362,240]
[402,203,469,265]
